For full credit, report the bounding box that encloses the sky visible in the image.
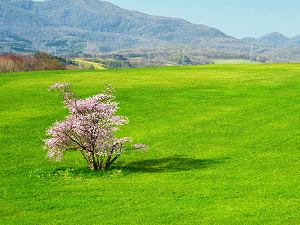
[104,0,300,39]
[34,0,300,39]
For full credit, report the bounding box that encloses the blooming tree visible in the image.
[43,83,148,170]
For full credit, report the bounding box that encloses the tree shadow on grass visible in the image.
[30,156,230,179]
[119,155,230,173]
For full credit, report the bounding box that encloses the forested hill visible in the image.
[242,32,300,47]
[0,0,270,54]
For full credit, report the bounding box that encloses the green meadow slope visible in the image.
[0,64,300,224]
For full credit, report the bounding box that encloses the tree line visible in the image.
[0,52,67,73]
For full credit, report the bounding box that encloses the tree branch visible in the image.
[80,150,90,165]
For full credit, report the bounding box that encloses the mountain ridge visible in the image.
[242,32,300,47]
[0,0,272,54]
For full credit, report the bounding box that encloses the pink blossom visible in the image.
[43,83,148,170]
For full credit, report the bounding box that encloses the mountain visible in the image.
[0,0,272,54]
[242,32,300,47]
[243,32,300,62]
[256,32,289,46]
[287,35,300,47]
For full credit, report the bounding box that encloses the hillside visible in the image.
[69,47,268,69]
[260,45,300,63]
[0,0,271,54]
[242,32,300,47]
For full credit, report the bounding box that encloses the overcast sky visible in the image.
[34,0,300,39]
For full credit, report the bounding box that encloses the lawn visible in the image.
[0,63,299,224]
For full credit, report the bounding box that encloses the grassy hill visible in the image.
[1,64,300,224]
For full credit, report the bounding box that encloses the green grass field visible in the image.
[74,59,106,69]
[1,63,300,224]
[211,59,261,64]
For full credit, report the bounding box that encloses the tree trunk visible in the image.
[101,155,111,170]
[88,152,97,170]
[101,154,121,170]
[86,151,121,170]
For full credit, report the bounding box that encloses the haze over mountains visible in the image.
[0,0,299,62]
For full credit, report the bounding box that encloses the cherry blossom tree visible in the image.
[43,83,148,170]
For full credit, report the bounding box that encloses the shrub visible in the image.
[43,83,148,170]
